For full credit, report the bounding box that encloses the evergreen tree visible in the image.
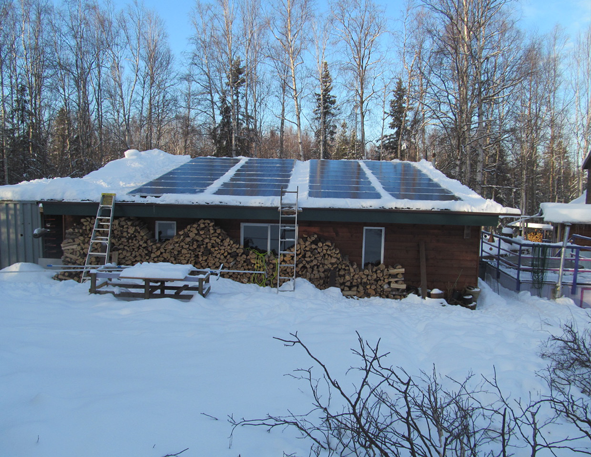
[50,107,77,177]
[333,121,361,160]
[381,78,411,160]
[5,83,46,183]
[212,93,233,157]
[313,61,337,159]
[213,59,249,157]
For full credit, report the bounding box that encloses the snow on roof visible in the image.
[0,149,519,214]
[541,201,591,224]
[570,192,586,204]
[507,221,554,231]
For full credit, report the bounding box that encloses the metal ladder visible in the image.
[277,187,298,292]
[82,193,116,282]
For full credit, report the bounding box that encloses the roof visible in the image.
[541,202,591,224]
[0,149,519,216]
[507,220,554,231]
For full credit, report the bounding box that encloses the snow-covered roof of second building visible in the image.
[0,149,519,214]
[541,202,591,224]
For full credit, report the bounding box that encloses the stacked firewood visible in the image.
[58,217,407,298]
[279,234,407,299]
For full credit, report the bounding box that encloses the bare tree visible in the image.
[239,0,268,157]
[111,0,145,150]
[136,8,175,150]
[511,38,549,215]
[190,0,222,151]
[418,0,524,193]
[570,25,591,196]
[268,0,311,160]
[0,0,13,183]
[331,0,385,159]
[397,0,429,162]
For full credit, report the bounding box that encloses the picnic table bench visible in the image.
[89,263,211,299]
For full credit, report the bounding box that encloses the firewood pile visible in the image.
[58,217,407,299]
[280,233,407,299]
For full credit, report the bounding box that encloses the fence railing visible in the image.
[480,231,591,294]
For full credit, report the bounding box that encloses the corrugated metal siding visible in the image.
[0,202,43,269]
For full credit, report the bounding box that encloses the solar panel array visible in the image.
[308,160,382,199]
[364,161,459,201]
[215,159,295,196]
[128,157,459,202]
[129,157,240,196]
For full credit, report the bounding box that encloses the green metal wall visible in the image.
[0,202,43,269]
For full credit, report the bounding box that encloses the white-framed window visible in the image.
[241,223,295,254]
[156,221,176,242]
[362,227,385,268]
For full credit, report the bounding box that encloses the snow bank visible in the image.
[0,262,54,282]
[0,269,589,457]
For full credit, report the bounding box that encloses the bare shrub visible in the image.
[230,332,590,456]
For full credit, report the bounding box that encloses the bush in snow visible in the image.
[541,322,591,445]
[231,331,591,456]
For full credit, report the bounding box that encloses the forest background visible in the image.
[0,0,590,215]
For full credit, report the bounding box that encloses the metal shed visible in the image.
[0,201,43,269]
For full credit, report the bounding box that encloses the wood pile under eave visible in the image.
[280,233,407,299]
[58,217,407,299]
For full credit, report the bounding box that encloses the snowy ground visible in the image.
[1,263,591,457]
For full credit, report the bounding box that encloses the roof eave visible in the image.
[42,201,502,226]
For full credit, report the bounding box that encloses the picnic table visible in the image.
[89,263,211,299]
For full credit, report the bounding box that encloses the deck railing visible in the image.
[480,231,591,294]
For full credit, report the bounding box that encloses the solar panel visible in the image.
[309,160,381,199]
[129,157,240,196]
[215,158,295,197]
[364,161,459,201]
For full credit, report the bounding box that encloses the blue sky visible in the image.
[138,0,591,60]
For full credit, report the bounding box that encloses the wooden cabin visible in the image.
[0,150,519,297]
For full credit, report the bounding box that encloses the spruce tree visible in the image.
[381,78,409,160]
[213,93,233,157]
[313,62,337,159]
[213,59,248,157]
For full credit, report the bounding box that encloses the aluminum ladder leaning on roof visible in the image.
[277,187,298,292]
[81,193,116,282]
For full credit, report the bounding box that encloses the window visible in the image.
[156,221,176,242]
[241,223,295,254]
[362,227,384,268]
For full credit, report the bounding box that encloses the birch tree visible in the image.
[331,0,385,159]
[419,0,523,192]
[269,0,311,160]
[571,25,591,196]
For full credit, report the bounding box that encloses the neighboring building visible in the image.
[540,195,591,245]
[540,151,591,244]
[0,149,519,293]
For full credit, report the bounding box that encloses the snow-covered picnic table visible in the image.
[89,262,211,299]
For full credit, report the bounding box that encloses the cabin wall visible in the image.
[60,215,481,293]
[218,219,481,292]
[571,224,591,246]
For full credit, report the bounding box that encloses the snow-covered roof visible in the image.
[0,149,519,214]
[507,221,554,231]
[541,202,591,224]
